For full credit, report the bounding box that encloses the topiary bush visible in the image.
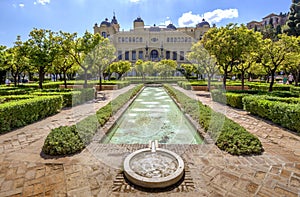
[216,128,263,155]
[42,126,85,155]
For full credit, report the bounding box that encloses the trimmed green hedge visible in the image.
[248,84,291,91]
[0,88,34,95]
[32,88,95,107]
[177,81,192,90]
[42,84,144,156]
[0,95,35,104]
[243,96,300,133]
[20,82,62,89]
[211,89,300,109]
[291,86,300,95]
[164,85,263,155]
[0,96,63,133]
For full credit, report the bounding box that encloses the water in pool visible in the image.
[102,87,203,144]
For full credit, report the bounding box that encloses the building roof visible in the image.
[196,19,210,28]
[167,23,177,30]
[247,21,262,25]
[100,18,111,27]
[111,16,118,24]
[263,13,278,19]
[134,17,144,23]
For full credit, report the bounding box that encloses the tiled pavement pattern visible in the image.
[0,84,299,196]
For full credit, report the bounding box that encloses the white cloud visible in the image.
[34,0,51,5]
[130,0,141,2]
[204,9,238,24]
[178,11,203,27]
[178,9,238,27]
[159,17,172,26]
[12,3,25,8]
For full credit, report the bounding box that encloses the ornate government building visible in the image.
[93,15,210,63]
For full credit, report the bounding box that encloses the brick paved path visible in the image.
[0,85,299,196]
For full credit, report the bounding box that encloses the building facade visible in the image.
[93,16,210,64]
[247,13,288,30]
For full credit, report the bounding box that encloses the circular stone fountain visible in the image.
[123,147,184,188]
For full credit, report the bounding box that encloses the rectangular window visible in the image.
[140,37,143,42]
[138,51,143,59]
[172,51,177,60]
[133,37,135,42]
[132,51,136,61]
[118,37,121,43]
[118,50,122,60]
[125,51,129,60]
[180,51,184,61]
[167,37,170,43]
[166,51,170,59]
[129,37,132,42]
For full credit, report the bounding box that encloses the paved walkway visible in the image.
[0,85,299,196]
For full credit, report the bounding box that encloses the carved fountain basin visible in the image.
[123,148,185,188]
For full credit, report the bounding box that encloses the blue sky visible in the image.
[0,0,292,47]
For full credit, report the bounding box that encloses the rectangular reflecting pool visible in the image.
[101,87,203,144]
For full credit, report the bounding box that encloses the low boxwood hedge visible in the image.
[0,95,35,104]
[42,84,144,156]
[248,84,291,91]
[0,96,63,133]
[0,88,34,95]
[177,81,192,90]
[243,95,300,133]
[211,89,300,109]
[164,84,263,155]
[32,88,95,107]
[291,86,300,95]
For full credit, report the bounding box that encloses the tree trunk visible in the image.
[118,73,123,80]
[269,70,275,92]
[38,68,44,89]
[207,76,212,92]
[13,75,17,87]
[28,72,33,81]
[222,71,227,90]
[241,70,245,91]
[99,75,102,91]
[83,69,88,88]
[63,71,67,88]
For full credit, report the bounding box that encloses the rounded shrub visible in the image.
[42,126,84,156]
[216,126,263,155]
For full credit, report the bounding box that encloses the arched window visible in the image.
[150,50,159,61]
